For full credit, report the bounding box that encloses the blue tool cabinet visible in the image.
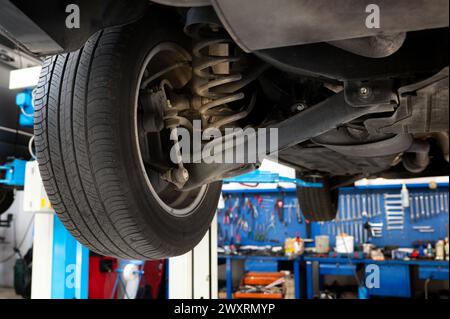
[219,182,449,299]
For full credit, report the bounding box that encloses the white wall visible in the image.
[355,176,449,186]
[0,191,34,287]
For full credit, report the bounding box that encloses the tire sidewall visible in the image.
[100,15,221,253]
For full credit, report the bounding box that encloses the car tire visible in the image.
[34,11,222,260]
[0,188,14,215]
[295,173,338,221]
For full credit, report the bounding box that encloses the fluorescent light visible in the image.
[9,66,42,89]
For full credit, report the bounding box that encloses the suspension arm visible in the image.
[269,92,394,153]
[183,92,395,189]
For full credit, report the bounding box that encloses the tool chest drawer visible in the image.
[319,263,356,276]
[418,266,449,280]
[366,264,411,298]
[244,259,278,272]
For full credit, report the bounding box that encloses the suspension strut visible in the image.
[185,8,249,130]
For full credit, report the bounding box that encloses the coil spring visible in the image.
[192,38,246,130]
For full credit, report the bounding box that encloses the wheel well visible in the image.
[6,0,151,54]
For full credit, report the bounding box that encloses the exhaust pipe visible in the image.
[402,140,430,173]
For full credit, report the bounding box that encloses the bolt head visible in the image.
[295,103,307,111]
[359,87,371,97]
[182,168,189,180]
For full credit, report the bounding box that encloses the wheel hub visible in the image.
[134,43,208,217]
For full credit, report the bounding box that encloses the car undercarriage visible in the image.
[0,0,448,259]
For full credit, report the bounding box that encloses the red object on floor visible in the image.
[140,260,165,299]
[88,255,118,299]
[88,255,165,299]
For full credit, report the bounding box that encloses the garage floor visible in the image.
[0,287,21,299]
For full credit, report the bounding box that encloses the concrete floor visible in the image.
[0,287,21,299]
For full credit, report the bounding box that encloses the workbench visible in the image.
[304,256,449,299]
[218,181,449,299]
[218,254,302,299]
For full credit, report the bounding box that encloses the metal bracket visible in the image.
[344,80,398,108]
[0,159,27,187]
[364,67,449,135]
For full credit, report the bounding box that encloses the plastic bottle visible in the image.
[426,242,434,258]
[435,240,445,260]
[401,184,410,207]
[294,232,304,255]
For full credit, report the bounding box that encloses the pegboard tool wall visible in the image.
[218,189,307,246]
[318,184,449,248]
[218,183,449,248]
